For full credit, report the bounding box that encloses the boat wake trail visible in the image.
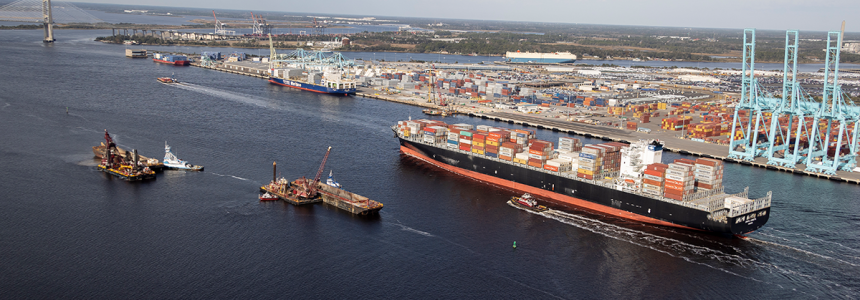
[173,83,276,109]
[209,172,253,183]
[509,203,852,297]
[393,223,435,237]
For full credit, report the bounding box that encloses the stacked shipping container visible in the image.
[663,160,696,200]
[694,158,724,190]
[642,163,668,196]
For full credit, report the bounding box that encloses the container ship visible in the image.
[152,53,190,66]
[268,70,356,95]
[266,35,356,95]
[505,51,577,63]
[393,119,771,236]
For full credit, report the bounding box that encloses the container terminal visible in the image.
[185,29,860,184]
[260,148,383,215]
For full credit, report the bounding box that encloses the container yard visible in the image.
[185,30,860,183]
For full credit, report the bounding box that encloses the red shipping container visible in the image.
[528,157,544,164]
[695,158,721,166]
[577,173,594,180]
[647,163,669,171]
[544,165,559,172]
[529,149,548,155]
[471,145,484,150]
[643,169,665,177]
[459,135,472,140]
[459,144,471,151]
[675,158,696,165]
[664,178,684,186]
[663,193,683,201]
[643,178,663,186]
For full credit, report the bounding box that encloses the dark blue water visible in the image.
[2,29,859,299]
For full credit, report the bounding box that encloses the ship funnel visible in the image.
[273,161,277,182]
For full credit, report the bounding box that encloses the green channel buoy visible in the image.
[513,241,517,249]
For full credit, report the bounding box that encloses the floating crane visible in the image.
[301,146,331,199]
[728,27,859,175]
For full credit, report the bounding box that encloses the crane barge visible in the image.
[260,147,383,215]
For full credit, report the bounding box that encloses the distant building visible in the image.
[844,42,860,54]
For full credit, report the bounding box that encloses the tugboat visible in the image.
[96,130,156,181]
[163,142,204,171]
[259,192,279,201]
[509,193,548,213]
[326,170,341,188]
[157,73,179,84]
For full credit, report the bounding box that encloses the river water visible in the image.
[1,29,859,299]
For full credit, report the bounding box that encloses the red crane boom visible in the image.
[303,146,332,198]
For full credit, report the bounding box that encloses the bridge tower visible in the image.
[42,0,54,42]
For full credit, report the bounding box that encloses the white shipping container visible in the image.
[546,159,571,167]
[668,164,691,171]
[665,174,687,182]
[446,143,458,149]
[423,135,436,144]
[528,153,546,160]
[459,139,472,145]
[452,123,473,130]
[643,184,663,191]
[578,164,595,171]
[447,132,459,140]
[515,153,530,160]
[643,174,663,182]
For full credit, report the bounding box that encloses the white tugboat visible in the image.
[326,170,341,188]
[163,142,204,171]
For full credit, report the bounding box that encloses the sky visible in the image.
[80,0,858,33]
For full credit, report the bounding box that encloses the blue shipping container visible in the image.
[579,153,596,159]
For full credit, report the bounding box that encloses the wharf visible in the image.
[187,62,860,185]
[191,61,270,79]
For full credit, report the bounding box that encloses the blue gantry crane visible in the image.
[268,34,356,71]
[728,28,860,175]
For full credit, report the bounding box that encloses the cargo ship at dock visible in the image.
[393,120,771,236]
[266,35,356,95]
[152,53,190,66]
[505,51,577,63]
[268,74,356,95]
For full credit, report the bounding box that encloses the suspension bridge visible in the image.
[728,28,860,175]
[0,0,102,42]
